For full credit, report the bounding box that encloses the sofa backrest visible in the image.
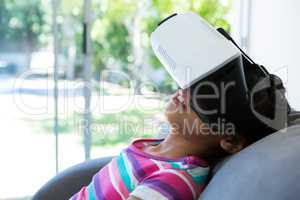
[200,124,300,200]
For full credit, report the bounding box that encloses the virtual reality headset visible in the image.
[151,12,290,139]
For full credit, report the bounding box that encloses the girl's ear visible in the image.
[220,136,247,154]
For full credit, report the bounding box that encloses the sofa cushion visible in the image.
[200,125,300,200]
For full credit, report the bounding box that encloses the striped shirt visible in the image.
[70,139,210,200]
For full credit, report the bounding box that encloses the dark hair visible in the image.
[189,56,290,143]
[241,57,290,142]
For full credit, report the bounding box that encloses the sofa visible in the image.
[33,112,300,200]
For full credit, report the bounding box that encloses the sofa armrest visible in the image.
[32,156,113,200]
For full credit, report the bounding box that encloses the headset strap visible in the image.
[217,28,272,75]
[217,28,291,113]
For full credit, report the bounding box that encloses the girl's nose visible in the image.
[176,89,190,111]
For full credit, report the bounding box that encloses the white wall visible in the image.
[248,0,300,109]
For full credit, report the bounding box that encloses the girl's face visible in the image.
[165,89,247,155]
[165,89,209,136]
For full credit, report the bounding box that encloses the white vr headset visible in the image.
[150,12,289,136]
[151,12,241,89]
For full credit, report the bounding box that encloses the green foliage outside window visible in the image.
[0,0,231,90]
[0,0,45,52]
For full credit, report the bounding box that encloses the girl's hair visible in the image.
[241,57,290,142]
[190,56,290,143]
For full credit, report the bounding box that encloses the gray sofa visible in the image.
[33,113,300,200]
[200,124,300,200]
[32,156,113,200]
